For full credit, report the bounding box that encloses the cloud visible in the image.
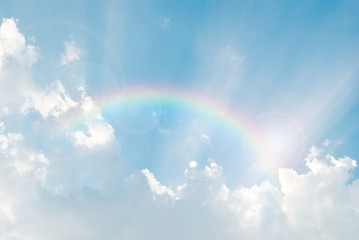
[69,87,115,148]
[0,123,48,234]
[0,19,77,119]
[0,142,358,239]
[70,117,115,148]
[134,147,359,239]
[0,123,49,184]
[279,147,358,239]
[21,81,77,118]
[0,124,49,239]
[60,40,82,66]
[0,18,37,68]
[142,169,176,200]
[0,18,37,106]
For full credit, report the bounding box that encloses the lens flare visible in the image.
[244,112,305,169]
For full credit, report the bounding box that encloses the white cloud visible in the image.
[0,18,37,107]
[0,18,37,68]
[189,160,198,169]
[0,125,49,239]
[21,81,77,118]
[71,117,115,148]
[142,169,176,200]
[0,125,49,184]
[60,40,82,66]
[279,154,359,239]
[0,19,77,120]
[70,88,115,148]
[78,84,99,113]
[0,144,358,239]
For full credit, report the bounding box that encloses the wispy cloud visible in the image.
[160,17,171,29]
[60,40,82,66]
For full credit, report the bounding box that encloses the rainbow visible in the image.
[59,84,281,174]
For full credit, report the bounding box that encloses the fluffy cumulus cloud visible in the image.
[0,18,37,106]
[70,118,115,148]
[279,147,359,239]
[22,81,77,118]
[69,85,115,148]
[0,144,358,239]
[0,18,37,68]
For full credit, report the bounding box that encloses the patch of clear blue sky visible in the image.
[1,0,359,182]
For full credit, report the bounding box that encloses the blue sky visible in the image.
[1,0,359,239]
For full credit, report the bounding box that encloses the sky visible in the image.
[0,0,359,239]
